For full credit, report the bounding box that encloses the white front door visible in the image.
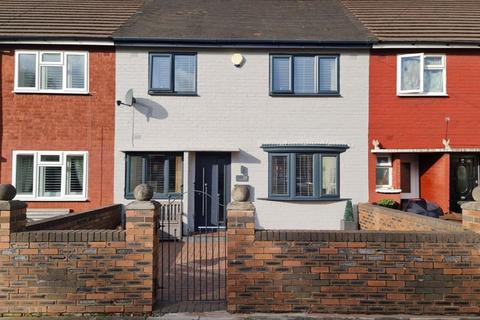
[400,155,420,199]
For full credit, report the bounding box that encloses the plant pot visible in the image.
[341,219,358,231]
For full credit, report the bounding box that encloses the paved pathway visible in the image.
[7,314,480,320]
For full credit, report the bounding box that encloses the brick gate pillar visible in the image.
[0,186,27,249]
[226,199,255,313]
[462,201,480,233]
[125,184,160,313]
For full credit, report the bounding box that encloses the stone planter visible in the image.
[341,219,358,231]
[232,185,250,202]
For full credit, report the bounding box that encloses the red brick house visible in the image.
[0,1,142,216]
[344,0,480,213]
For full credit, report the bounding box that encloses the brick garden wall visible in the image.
[227,203,480,315]
[26,204,122,231]
[358,203,463,232]
[0,201,158,316]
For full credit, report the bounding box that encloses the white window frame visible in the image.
[397,53,447,96]
[14,50,89,94]
[12,151,88,201]
[376,155,393,189]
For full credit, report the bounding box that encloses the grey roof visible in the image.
[114,0,375,46]
[0,0,144,40]
[342,0,480,44]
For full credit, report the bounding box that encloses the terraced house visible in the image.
[344,0,480,215]
[0,0,142,218]
[113,0,374,231]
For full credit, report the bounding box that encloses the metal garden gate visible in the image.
[157,191,227,304]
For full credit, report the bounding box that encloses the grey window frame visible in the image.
[148,53,197,96]
[270,54,340,96]
[125,152,183,199]
[264,145,346,200]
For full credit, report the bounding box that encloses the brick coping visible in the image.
[254,230,480,243]
[11,229,126,242]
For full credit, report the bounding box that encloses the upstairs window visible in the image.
[397,54,446,95]
[270,55,339,95]
[15,51,88,93]
[125,153,183,199]
[149,53,197,95]
[263,144,348,200]
[13,151,87,200]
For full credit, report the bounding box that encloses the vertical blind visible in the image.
[295,154,313,196]
[67,55,85,89]
[319,57,338,92]
[128,155,144,193]
[146,154,166,194]
[18,54,36,88]
[127,153,183,197]
[174,55,196,92]
[294,56,315,93]
[271,155,288,195]
[272,57,291,92]
[16,155,34,195]
[322,156,337,195]
[66,155,84,195]
[151,55,172,90]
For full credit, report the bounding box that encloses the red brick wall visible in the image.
[227,206,480,315]
[358,203,462,232]
[368,50,480,206]
[0,46,115,212]
[26,204,122,231]
[419,153,450,212]
[0,203,158,315]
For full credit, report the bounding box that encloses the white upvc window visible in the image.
[14,50,89,94]
[376,155,393,189]
[397,53,446,95]
[12,151,88,201]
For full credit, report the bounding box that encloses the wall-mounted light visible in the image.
[231,53,245,67]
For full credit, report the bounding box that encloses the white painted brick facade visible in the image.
[115,48,369,230]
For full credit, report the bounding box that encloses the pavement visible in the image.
[7,314,480,320]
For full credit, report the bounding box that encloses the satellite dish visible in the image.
[116,89,136,107]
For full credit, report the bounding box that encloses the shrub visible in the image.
[344,200,354,222]
[377,198,399,209]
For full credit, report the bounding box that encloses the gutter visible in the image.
[0,36,113,46]
[113,37,376,49]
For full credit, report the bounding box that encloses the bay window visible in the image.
[13,151,87,200]
[15,51,88,93]
[263,144,347,200]
[125,153,183,199]
[397,53,446,95]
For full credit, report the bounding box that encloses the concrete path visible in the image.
[152,313,480,320]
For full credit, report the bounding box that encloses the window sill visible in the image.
[376,188,402,194]
[258,197,350,202]
[270,93,341,98]
[397,93,448,97]
[148,91,198,97]
[15,197,88,202]
[13,90,90,95]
